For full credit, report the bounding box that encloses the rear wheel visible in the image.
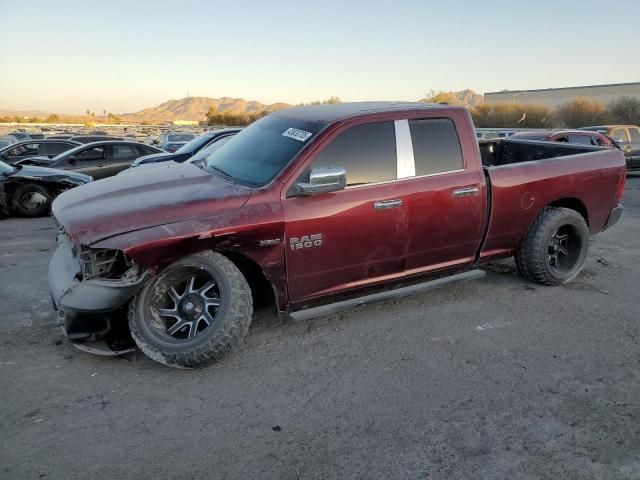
[12,184,52,217]
[129,251,253,368]
[515,207,589,285]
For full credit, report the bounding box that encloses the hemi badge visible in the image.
[259,239,281,246]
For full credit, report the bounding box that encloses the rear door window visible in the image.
[76,146,106,161]
[43,142,73,155]
[409,118,464,176]
[113,145,138,159]
[308,122,397,186]
[567,135,591,145]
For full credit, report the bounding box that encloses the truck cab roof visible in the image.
[273,101,461,124]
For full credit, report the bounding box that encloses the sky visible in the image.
[1,0,639,114]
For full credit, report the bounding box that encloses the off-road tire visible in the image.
[515,207,589,286]
[12,183,52,217]
[129,251,253,368]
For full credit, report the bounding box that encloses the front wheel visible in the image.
[12,184,52,217]
[515,207,589,285]
[129,251,253,368]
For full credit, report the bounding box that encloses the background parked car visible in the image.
[0,160,92,217]
[156,132,196,152]
[0,136,18,149]
[131,128,241,167]
[46,134,76,140]
[185,132,238,168]
[9,132,33,141]
[69,135,125,144]
[475,129,517,139]
[16,141,162,179]
[0,139,81,164]
[579,125,640,169]
[510,130,617,147]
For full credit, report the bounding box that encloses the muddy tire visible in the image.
[129,251,253,368]
[12,184,52,217]
[515,207,589,286]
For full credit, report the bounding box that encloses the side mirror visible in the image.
[296,166,347,196]
[68,156,77,164]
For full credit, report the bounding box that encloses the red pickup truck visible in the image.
[49,102,626,368]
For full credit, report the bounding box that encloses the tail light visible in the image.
[616,170,626,203]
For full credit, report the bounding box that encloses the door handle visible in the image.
[373,199,403,210]
[452,186,480,197]
[96,164,105,167]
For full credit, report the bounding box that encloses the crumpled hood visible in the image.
[52,161,252,246]
[13,164,92,183]
[15,155,52,166]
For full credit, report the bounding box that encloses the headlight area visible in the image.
[49,236,152,343]
[77,245,140,283]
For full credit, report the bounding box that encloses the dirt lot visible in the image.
[1,175,639,480]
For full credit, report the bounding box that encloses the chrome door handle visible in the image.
[373,199,403,210]
[452,186,479,197]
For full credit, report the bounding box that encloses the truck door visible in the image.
[283,121,408,302]
[402,117,486,272]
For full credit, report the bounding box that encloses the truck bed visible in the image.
[478,138,626,260]
[478,138,608,167]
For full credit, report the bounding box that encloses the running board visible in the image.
[289,269,485,322]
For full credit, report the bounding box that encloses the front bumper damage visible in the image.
[49,234,151,351]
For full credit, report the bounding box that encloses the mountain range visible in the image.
[2,90,485,123]
[120,96,292,122]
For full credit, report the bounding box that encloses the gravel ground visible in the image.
[1,174,639,480]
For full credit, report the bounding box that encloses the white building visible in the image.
[484,82,640,108]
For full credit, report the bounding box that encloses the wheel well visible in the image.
[218,251,277,311]
[548,198,589,225]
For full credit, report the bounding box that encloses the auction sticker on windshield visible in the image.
[282,128,313,142]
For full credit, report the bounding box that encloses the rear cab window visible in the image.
[409,118,463,176]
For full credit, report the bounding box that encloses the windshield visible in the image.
[175,133,215,154]
[205,115,325,187]
[167,134,195,143]
[0,160,14,174]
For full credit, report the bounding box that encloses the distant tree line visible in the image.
[205,97,342,126]
[205,107,271,126]
[296,96,342,106]
[0,111,122,124]
[422,91,640,128]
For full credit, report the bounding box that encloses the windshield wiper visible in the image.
[207,164,236,183]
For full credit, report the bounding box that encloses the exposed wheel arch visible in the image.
[218,251,279,313]
[547,197,588,226]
